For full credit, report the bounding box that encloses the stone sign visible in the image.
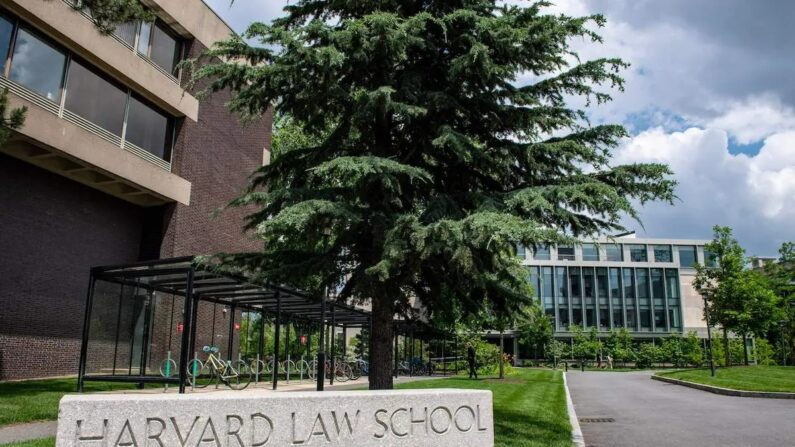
[56,389,493,446]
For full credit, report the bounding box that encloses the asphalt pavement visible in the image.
[566,371,795,447]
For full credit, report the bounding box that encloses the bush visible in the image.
[755,338,777,365]
[635,343,663,369]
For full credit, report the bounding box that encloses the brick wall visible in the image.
[0,154,143,380]
[0,37,271,381]
[161,38,272,258]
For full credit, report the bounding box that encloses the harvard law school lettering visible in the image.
[55,390,494,447]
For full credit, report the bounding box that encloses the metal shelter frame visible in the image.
[77,257,372,393]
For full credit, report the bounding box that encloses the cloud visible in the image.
[701,96,795,145]
[614,127,795,255]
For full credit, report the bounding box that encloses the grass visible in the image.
[658,366,795,393]
[0,439,54,447]
[394,368,572,447]
[1,369,572,447]
[0,378,145,426]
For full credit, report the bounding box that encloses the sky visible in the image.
[204,0,795,256]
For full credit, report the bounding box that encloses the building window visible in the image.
[556,267,569,329]
[558,246,575,261]
[570,267,582,327]
[666,269,681,330]
[583,267,595,327]
[582,243,599,261]
[528,267,540,299]
[678,246,697,268]
[597,267,609,330]
[516,245,526,260]
[136,20,182,75]
[610,267,623,328]
[636,269,651,330]
[623,268,637,330]
[651,268,666,331]
[542,267,554,318]
[125,95,174,160]
[605,244,623,262]
[9,27,67,102]
[64,59,128,136]
[653,245,672,263]
[628,244,647,262]
[533,245,550,260]
[113,21,138,47]
[0,16,13,74]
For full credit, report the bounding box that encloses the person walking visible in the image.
[466,342,478,379]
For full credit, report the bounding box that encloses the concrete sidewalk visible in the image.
[567,371,795,447]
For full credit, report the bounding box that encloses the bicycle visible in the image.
[187,346,252,390]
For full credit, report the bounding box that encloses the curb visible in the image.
[651,375,795,399]
[563,372,585,447]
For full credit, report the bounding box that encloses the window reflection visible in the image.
[629,245,647,262]
[65,60,127,136]
[653,245,672,263]
[582,243,599,261]
[0,16,13,73]
[678,246,697,268]
[150,22,180,75]
[125,95,173,160]
[10,27,67,102]
[605,244,623,262]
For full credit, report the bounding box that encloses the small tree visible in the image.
[604,328,633,367]
[694,225,747,366]
[546,340,569,367]
[517,305,554,362]
[570,325,601,367]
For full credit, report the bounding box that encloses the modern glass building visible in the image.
[519,235,714,340]
[486,234,716,359]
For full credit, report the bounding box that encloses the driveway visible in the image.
[566,371,795,447]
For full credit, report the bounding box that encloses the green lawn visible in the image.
[0,438,54,447]
[0,378,144,426]
[395,368,572,447]
[658,366,795,393]
[1,369,572,447]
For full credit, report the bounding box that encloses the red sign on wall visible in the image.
[300,335,308,345]
[177,322,184,334]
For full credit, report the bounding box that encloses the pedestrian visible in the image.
[466,342,477,379]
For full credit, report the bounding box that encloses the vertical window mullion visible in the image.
[58,53,71,117]
[120,90,131,148]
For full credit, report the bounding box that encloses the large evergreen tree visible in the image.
[192,0,675,389]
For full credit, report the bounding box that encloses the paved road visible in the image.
[567,371,795,447]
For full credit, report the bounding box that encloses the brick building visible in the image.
[0,0,270,380]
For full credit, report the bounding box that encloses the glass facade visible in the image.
[629,244,648,262]
[0,13,176,162]
[533,246,550,260]
[605,244,623,262]
[653,245,672,263]
[9,27,67,102]
[526,264,683,334]
[516,245,526,259]
[582,243,599,261]
[0,15,13,73]
[679,246,697,268]
[558,246,575,261]
[65,60,127,136]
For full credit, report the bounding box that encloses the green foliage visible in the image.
[634,343,663,369]
[65,0,152,34]
[660,333,703,368]
[517,305,554,358]
[695,226,782,367]
[0,88,26,147]
[570,325,602,361]
[754,338,777,366]
[190,0,676,387]
[603,328,635,365]
[545,339,570,363]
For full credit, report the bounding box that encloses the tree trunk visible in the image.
[369,293,394,390]
[723,328,730,367]
[499,330,505,379]
[742,333,749,366]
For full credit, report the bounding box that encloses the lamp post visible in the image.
[703,294,716,377]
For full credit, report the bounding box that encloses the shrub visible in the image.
[635,343,663,369]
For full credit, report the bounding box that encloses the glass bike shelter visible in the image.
[78,257,454,393]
